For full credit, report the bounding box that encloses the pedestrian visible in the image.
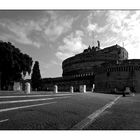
[131,87,135,96]
[123,87,129,97]
[123,91,125,97]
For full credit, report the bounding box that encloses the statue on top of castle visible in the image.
[93,40,101,51]
[83,41,100,53]
[83,45,92,53]
[91,40,100,52]
[92,45,96,51]
[88,45,92,50]
[97,40,100,49]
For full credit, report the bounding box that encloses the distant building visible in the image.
[42,43,140,93]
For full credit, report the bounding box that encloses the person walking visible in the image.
[131,87,135,96]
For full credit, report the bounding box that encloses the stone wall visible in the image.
[95,68,140,93]
[42,76,94,92]
[134,71,140,92]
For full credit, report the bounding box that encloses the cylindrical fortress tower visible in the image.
[62,44,128,78]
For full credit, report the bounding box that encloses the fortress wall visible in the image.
[95,69,140,93]
[134,71,140,92]
[63,61,103,72]
[42,76,94,92]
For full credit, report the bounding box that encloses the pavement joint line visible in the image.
[0,93,79,99]
[0,101,57,113]
[71,95,122,130]
[0,96,70,104]
[0,119,9,123]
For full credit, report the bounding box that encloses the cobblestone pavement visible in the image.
[85,94,140,130]
[0,91,118,130]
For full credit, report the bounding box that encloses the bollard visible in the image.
[92,84,95,92]
[25,82,30,94]
[54,85,58,94]
[83,85,86,93]
[70,86,74,93]
[80,85,86,93]
[13,82,21,91]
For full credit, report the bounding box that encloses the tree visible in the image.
[0,41,33,90]
[31,61,41,91]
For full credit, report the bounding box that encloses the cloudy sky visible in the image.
[0,10,140,78]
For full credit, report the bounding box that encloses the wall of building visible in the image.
[95,68,140,93]
[42,76,94,92]
[134,71,140,92]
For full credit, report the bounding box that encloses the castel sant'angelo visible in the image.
[42,41,140,93]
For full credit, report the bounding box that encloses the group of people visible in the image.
[123,87,135,97]
[114,87,135,97]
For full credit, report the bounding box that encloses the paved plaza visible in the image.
[0,91,139,130]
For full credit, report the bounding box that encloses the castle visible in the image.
[42,41,140,93]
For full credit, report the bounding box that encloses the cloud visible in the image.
[107,11,130,33]
[39,59,61,77]
[80,12,109,47]
[0,11,75,48]
[44,16,74,41]
[83,12,109,42]
[56,51,74,61]
[56,30,87,60]
[87,23,108,35]
[105,10,140,58]
[0,19,42,48]
[87,23,97,33]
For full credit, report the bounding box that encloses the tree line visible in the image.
[0,41,41,91]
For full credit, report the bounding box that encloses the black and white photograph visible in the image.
[0,2,140,138]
